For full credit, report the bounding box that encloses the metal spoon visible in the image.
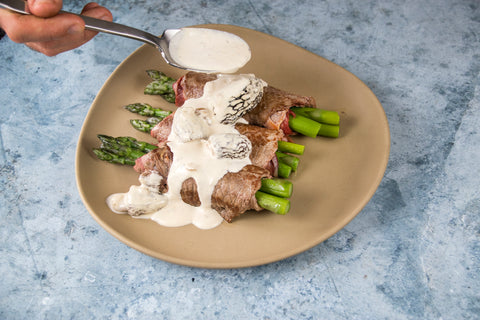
[0,0,197,71]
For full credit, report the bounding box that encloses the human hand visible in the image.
[0,0,112,56]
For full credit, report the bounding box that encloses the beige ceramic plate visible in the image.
[76,24,390,268]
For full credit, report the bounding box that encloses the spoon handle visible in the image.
[77,15,162,48]
[0,0,161,47]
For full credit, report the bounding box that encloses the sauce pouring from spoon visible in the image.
[0,0,251,73]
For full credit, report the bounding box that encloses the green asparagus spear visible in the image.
[97,135,157,153]
[99,141,145,159]
[260,178,293,198]
[277,161,292,178]
[144,70,176,103]
[144,82,176,102]
[124,103,172,118]
[290,108,339,138]
[277,140,305,155]
[291,107,340,125]
[255,191,290,215]
[130,117,162,133]
[93,149,137,166]
[146,70,174,81]
[276,152,300,172]
[317,123,339,138]
[288,114,321,138]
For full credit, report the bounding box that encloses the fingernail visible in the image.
[30,0,52,9]
[99,14,111,21]
[68,23,84,35]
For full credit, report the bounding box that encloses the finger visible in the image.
[81,3,112,22]
[27,0,63,18]
[82,2,102,12]
[80,3,113,41]
[26,38,83,56]
[24,25,87,56]
[0,10,85,43]
[25,41,63,56]
[26,4,112,56]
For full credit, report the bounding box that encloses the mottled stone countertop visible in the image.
[1,0,479,319]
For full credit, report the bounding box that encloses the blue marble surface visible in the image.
[1,0,479,318]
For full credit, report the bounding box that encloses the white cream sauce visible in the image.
[168,28,251,73]
[106,172,166,216]
[107,74,266,229]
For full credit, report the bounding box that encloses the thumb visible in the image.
[27,0,63,18]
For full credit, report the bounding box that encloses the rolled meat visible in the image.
[134,145,270,222]
[173,72,317,135]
